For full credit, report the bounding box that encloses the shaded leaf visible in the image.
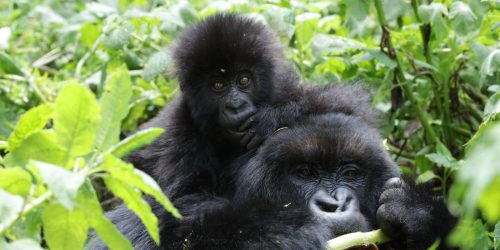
[0,189,24,233]
[0,51,24,76]
[481,49,500,76]
[142,50,171,82]
[32,161,85,209]
[104,25,131,50]
[449,2,479,36]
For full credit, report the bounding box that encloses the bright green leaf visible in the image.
[449,2,479,36]
[479,177,500,223]
[3,131,66,167]
[42,204,89,250]
[142,50,172,82]
[103,154,180,218]
[32,161,85,209]
[295,12,321,48]
[54,83,100,158]
[449,219,491,249]
[0,189,24,233]
[108,127,164,158]
[0,168,32,196]
[8,104,53,151]
[103,177,159,244]
[0,51,24,76]
[96,67,133,151]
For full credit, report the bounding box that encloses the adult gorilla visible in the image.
[91,114,456,249]
[93,13,376,249]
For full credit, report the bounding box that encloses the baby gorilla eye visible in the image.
[295,165,316,178]
[238,76,250,88]
[212,81,225,92]
[341,164,360,178]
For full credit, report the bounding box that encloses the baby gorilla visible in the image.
[182,114,456,249]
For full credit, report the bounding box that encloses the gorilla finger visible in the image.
[383,177,403,190]
[246,136,264,149]
[240,129,256,147]
[238,116,255,131]
[379,188,404,204]
[376,204,404,239]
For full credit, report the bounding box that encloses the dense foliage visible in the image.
[0,0,499,249]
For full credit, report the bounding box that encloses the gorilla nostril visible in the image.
[316,200,339,213]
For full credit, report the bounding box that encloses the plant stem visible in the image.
[374,0,440,144]
[327,229,391,250]
[0,191,52,235]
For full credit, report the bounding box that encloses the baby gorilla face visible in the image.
[234,114,400,237]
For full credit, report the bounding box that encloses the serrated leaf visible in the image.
[449,2,479,36]
[54,83,100,159]
[103,154,180,218]
[142,50,171,82]
[3,131,66,167]
[8,104,53,151]
[96,67,132,151]
[0,168,32,196]
[0,189,24,233]
[0,51,24,76]
[104,26,131,50]
[109,127,164,158]
[481,49,500,76]
[32,161,85,209]
[42,204,89,250]
[103,177,159,244]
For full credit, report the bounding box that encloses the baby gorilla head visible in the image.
[172,14,286,140]
[234,113,400,237]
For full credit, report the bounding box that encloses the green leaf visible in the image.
[0,189,24,233]
[481,49,500,76]
[96,67,133,151]
[8,104,53,151]
[142,50,172,82]
[0,168,32,196]
[91,214,133,250]
[103,154,181,218]
[103,176,160,244]
[0,51,24,76]
[3,131,66,167]
[295,12,321,48]
[0,238,43,250]
[32,161,85,209]
[103,25,131,50]
[42,204,89,250]
[479,177,500,223]
[449,219,491,249]
[54,83,100,158]
[449,2,479,36]
[419,3,448,40]
[109,127,164,158]
[75,181,133,250]
[425,143,458,168]
[494,222,500,250]
[345,0,369,21]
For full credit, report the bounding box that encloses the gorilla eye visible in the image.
[296,166,315,178]
[212,81,225,92]
[341,164,360,178]
[238,76,250,88]
[344,170,359,178]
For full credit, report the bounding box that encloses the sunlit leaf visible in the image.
[0,168,32,196]
[0,189,24,233]
[42,204,89,250]
[8,104,53,151]
[108,127,164,158]
[4,131,66,167]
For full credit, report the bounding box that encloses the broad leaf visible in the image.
[32,161,85,209]
[8,104,53,151]
[96,67,133,151]
[449,2,479,36]
[108,127,164,158]
[0,168,32,196]
[42,204,89,250]
[54,83,100,159]
[104,25,132,50]
[4,131,66,167]
[0,51,24,76]
[142,50,172,82]
[481,49,500,76]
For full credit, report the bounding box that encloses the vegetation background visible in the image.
[0,0,499,249]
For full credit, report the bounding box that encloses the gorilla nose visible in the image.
[310,189,354,215]
[226,99,245,111]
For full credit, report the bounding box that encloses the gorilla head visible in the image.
[233,113,401,237]
[172,14,289,141]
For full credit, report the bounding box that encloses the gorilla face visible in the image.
[172,14,280,143]
[234,113,400,237]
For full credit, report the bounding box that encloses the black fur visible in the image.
[88,14,383,249]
